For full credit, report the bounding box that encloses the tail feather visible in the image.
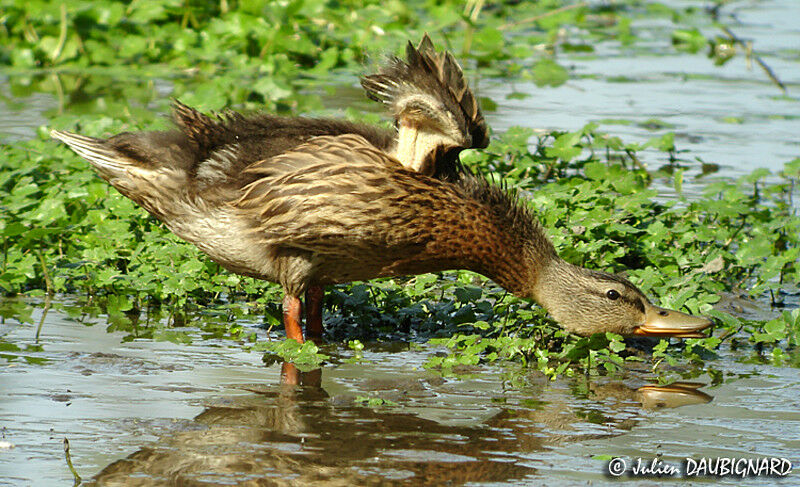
[50,130,131,177]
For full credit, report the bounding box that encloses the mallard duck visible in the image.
[51,36,711,343]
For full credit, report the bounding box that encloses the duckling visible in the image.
[360,34,489,178]
[51,36,711,343]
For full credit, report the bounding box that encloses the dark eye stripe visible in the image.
[589,289,645,313]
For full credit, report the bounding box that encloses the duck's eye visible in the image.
[606,290,620,300]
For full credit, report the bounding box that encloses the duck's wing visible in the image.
[172,99,396,152]
[171,100,397,187]
[361,34,489,179]
[234,133,434,255]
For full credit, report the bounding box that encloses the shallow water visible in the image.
[484,0,800,199]
[1,298,798,485]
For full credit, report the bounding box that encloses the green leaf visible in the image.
[674,169,684,194]
[531,58,568,87]
[671,28,707,53]
[546,132,582,161]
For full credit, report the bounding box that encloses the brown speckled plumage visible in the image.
[51,36,712,346]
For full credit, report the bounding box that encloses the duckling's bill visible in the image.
[632,305,713,338]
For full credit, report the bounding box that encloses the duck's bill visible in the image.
[632,305,713,338]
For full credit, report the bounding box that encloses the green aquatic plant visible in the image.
[422,130,799,376]
[1,0,798,377]
[255,339,330,369]
[2,0,722,114]
[2,121,798,376]
[354,394,399,407]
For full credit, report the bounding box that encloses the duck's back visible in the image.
[103,101,396,197]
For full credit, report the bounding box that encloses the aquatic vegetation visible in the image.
[1,0,798,378]
[3,121,797,376]
[424,129,799,376]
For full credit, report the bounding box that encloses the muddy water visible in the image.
[1,298,798,485]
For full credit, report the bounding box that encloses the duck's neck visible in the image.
[438,177,587,310]
[468,226,563,299]
[527,257,585,316]
[436,182,561,299]
[472,237,590,328]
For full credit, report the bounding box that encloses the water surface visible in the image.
[1,299,798,485]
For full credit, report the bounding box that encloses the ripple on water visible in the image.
[1,297,798,485]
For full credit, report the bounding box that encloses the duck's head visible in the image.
[532,259,713,338]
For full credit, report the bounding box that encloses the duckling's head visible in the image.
[532,259,712,338]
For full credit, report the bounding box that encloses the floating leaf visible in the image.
[531,58,569,87]
[671,28,707,53]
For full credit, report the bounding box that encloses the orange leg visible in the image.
[282,294,304,343]
[305,285,324,341]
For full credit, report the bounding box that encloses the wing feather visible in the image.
[361,34,489,178]
[234,134,431,254]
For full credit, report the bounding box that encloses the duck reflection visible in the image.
[87,363,712,486]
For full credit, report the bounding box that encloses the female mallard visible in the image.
[51,36,711,343]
